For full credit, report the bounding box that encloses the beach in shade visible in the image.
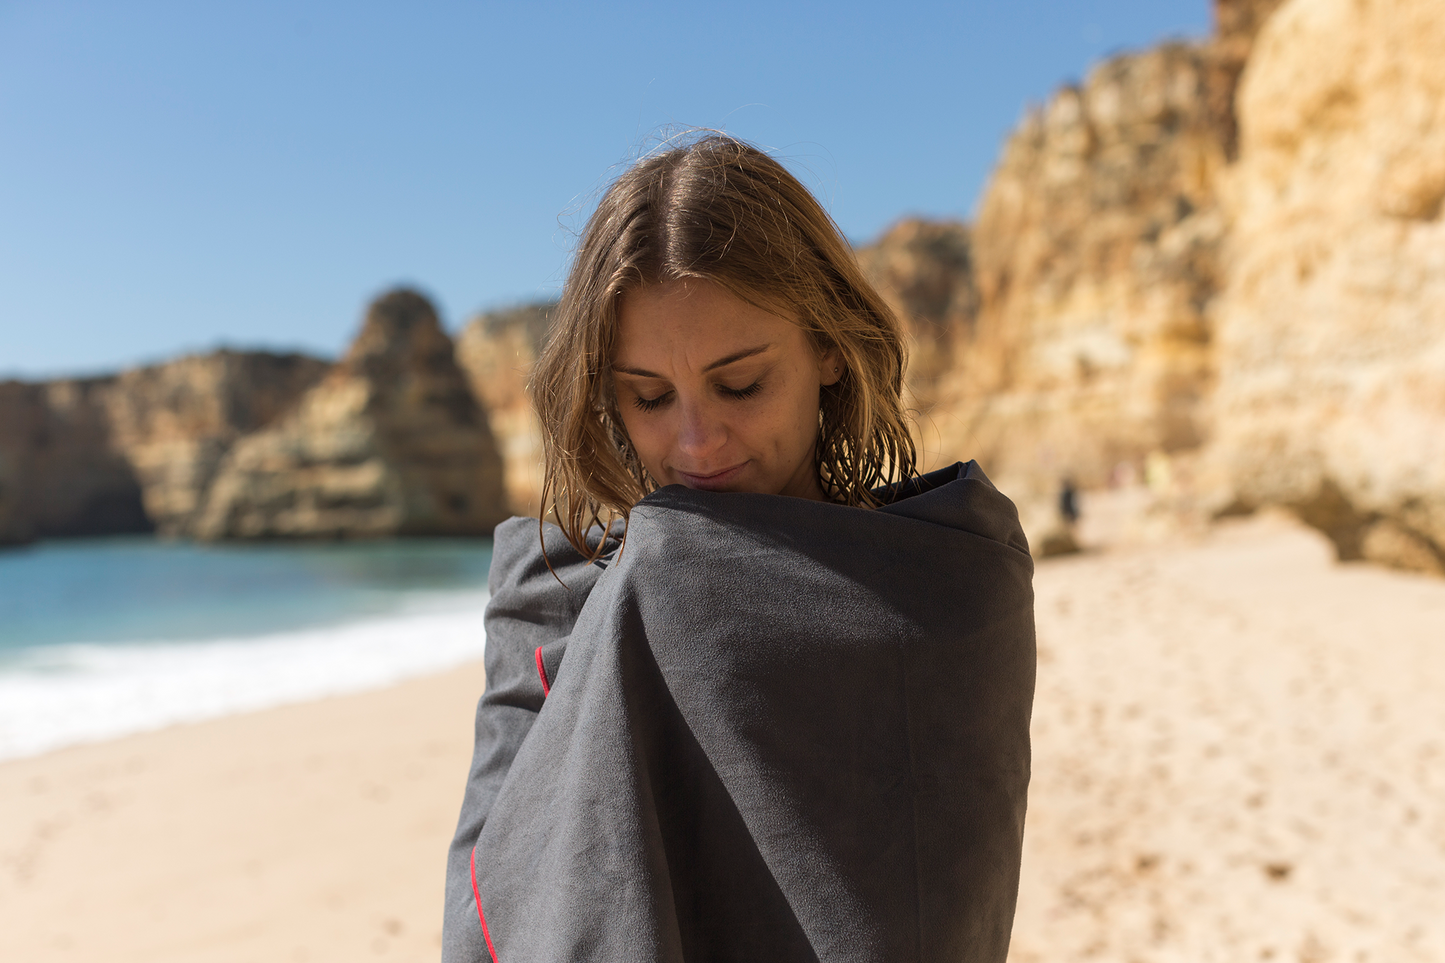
[2,511,1443,962]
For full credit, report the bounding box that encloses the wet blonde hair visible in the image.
[531,134,916,556]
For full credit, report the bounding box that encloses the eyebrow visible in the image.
[611,343,772,379]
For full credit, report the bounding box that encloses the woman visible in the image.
[443,135,1035,963]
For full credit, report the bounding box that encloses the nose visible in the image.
[675,395,726,461]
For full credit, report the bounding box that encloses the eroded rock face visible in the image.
[103,351,330,535]
[197,290,509,539]
[1204,0,1445,573]
[854,219,976,415]
[0,351,327,543]
[1209,0,1291,159]
[0,378,150,544]
[936,41,1235,510]
[453,302,553,517]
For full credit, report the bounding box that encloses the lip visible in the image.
[675,463,749,491]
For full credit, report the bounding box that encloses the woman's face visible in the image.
[612,279,842,500]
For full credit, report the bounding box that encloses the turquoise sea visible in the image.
[0,537,495,760]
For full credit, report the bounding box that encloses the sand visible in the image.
[1016,512,1445,962]
[0,662,487,962]
[2,512,1442,962]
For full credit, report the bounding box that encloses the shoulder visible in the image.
[490,516,623,594]
[877,460,1031,558]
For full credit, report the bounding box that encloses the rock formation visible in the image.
[0,378,149,544]
[196,290,509,539]
[1,299,512,544]
[847,0,1321,556]
[102,351,330,534]
[0,352,326,544]
[919,0,1443,575]
[1204,0,1445,574]
[1207,0,1291,161]
[854,219,976,417]
[453,302,553,516]
[934,40,1234,512]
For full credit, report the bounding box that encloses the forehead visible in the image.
[614,280,802,362]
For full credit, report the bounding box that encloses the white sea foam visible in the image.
[0,590,490,761]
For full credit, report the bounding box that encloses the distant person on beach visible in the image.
[1059,477,1080,527]
[443,134,1037,963]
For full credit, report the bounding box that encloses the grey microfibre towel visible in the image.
[442,461,1036,962]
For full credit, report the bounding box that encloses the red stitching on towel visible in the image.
[535,645,551,695]
[470,844,499,963]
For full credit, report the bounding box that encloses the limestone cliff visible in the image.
[454,302,553,517]
[0,352,326,543]
[1208,0,1291,160]
[864,0,1293,550]
[926,0,1443,574]
[196,290,509,539]
[103,351,330,534]
[1204,0,1445,574]
[854,219,976,419]
[935,40,1234,509]
[0,378,149,544]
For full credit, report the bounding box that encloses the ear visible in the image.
[818,345,844,387]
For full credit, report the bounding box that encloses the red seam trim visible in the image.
[470,844,500,963]
[534,645,551,696]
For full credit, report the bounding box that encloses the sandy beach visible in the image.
[1015,512,1445,961]
[3,512,1443,961]
[0,661,487,961]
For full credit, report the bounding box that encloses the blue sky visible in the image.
[0,1,1210,378]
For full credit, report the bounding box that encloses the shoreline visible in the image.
[0,587,492,763]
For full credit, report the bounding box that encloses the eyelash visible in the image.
[724,381,764,400]
[631,381,763,412]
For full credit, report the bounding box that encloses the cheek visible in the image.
[763,382,823,458]
[794,366,825,425]
[618,409,671,470]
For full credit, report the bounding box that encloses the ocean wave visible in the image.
[0,590,490,761]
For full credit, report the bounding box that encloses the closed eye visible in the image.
[720,381,763,400]
[628,381,762,412]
